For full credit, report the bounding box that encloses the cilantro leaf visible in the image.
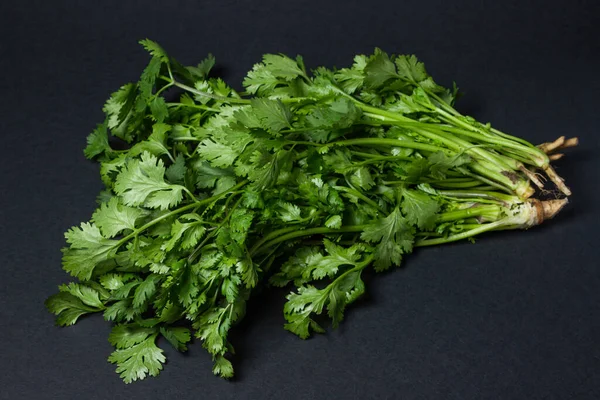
[62,222,120,280]
[45,292,102,326]
[363,49,398,88]
[160,326,191,352]
[428,151,471,179]
[197,140,239,168]
[401,189,440,230]
[186,53,216,79]
[251,98,292,134]
[361,208,414,271]
[108,332,166,383]
[394,55,428,83]
[92,197,145,238]
[84,121,112,159]
[114,152,185,210]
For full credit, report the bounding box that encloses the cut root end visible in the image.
[538,136,579,154]
[530,198,569,226]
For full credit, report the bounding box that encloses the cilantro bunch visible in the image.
[46,40,573,383]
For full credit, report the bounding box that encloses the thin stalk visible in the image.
[171,80,252,105]
[116,180,248,247]
[333,185,385,213]
[415,220,508,247]
[330,137,447,154]
[166,102,220,112]
[435,205,502,223]
[434,189,517,202]
[251,225,368,256]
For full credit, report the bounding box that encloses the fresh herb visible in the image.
[46,40,574,383]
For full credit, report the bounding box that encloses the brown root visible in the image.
[530,198,569,226]
[538,136,565,153]
[538,136,579,154]
[544,165,571,196]
[562,137,579,149]
[519,165,545,189]
[549,153,564,161]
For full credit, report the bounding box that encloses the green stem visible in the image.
[415,220,508,246]
[434,189,517,202]
[331,138,447,154]
[249,226,299,255]
[117,180,248,247]
[171,80,251,105]
[333,186,385,213]
[166,102,220,112]
[436,205,502,223]
[251,225,368,256]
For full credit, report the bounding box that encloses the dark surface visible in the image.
[1,1,599,399]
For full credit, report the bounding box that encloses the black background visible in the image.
[1,1,599,399]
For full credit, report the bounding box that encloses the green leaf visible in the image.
[401,189,440,230]
[361,208,414,271]
[261,53,305,80]
[394,55,428,83]
[327,270,364,327]
[350,167,375,190]
[166,154,187,183]
[197,140,239,168]
[277,202,302,222]
[99,273,135,291]
[333,55,367,93]
[193,161,235,190]
[133,274,162,310]
[229,208,254,244]
[186,53,215,79]
[212,355,234,378]
[62,222,120,280]
[45,292,101,326]
[108,333,166,383]
[58,282,105,308]
[114,152,184,210]
[160,326,191,352]
[400,158,430,183]
[109,324,156,349]
[251,98,292,134]
[243,64,278,96]
[139,39,169,62]
[162,219,206,251]
[103,299,136,322]
[428,151,471,179]
[92,197,145,238]
[364,49,398,88]
[325,215,342,229]
[283,285,327,339]
[150,97,169,123]
[311,239,363,279]
[130,123,172,159]
[84,122,112,159]
[103,83,138,130]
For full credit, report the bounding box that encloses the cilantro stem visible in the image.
[331,138,447,153]
[415,220,508,246]
[332,185,385,213]
[435,205,502,223]
[166,102,220,112]
[433,189,517,202]
[251,225,369,256]
[117,180,248,247]
[249,226,299,254]
[170,80,251,105]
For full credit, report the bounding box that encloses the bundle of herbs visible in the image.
[46,40,575,383]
